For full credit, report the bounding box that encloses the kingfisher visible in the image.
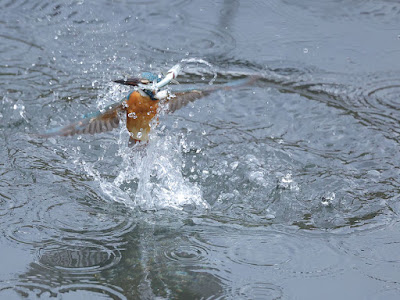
[42,64,259,144]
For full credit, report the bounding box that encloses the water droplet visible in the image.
[230,161,239,170]
[303,48,309,54]
[128,112,137,119]
[278,173,299,190]
[321,192,335,206]
[248,171,265,185]
[368,170,380,177]
[281,173,293,184]
[189,112,194,117]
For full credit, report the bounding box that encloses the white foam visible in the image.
[81,126,209,212]
[75,66,211,211]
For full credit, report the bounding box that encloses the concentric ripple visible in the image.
[227,230,343,278]
[227,232,293,267]
[234,282,284,300]
[6,224,57,247]
[1,0,400,298]
[38,200,136,240]
[283,0,400,24]
[341,74,400,138]
[0,179,30,217]
[337,232,400,263]
[334,224,400,283]
[35,243,121,274]
[0,281,126,300]
[364,79,400,111]
[163,244,209,264]
[57,283,127,300]
[136,18,236,57]
[287,72,400,138]
[0,282,57,299]
[0,189,17,218]
[4,191,135,248]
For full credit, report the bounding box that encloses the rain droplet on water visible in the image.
[278,173,299,190]
[248,171,266,185]
[13,100,27,121]
[230,161,239,170]
[321,192,335,206]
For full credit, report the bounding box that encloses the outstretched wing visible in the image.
[166,75,260,113]
[40,75,260,137]
[166,89,211,113]
[41,101,125,137]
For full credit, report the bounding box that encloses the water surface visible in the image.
[1,0,400,299]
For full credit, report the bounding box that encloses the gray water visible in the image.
[1,0,400,299]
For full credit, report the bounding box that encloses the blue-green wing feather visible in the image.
[40,75,259,137]
[41,100,125,137]
[167,75,260,113]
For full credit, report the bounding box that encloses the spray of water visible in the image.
[79,128,208,211]
[77,60,217,212]
[180,58,218,85]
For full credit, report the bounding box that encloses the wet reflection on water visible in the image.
[1,0,400,298]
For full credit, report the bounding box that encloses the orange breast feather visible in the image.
[125,91,159,141]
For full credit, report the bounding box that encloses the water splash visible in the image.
[71,60,221,212]
[79,125,208,212]
[123,133,208,211]
[180,57,218,85]
[1,96,28,124]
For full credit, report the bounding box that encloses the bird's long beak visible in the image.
[113,78,141,86]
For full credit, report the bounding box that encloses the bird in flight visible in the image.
[41,64,259,144]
